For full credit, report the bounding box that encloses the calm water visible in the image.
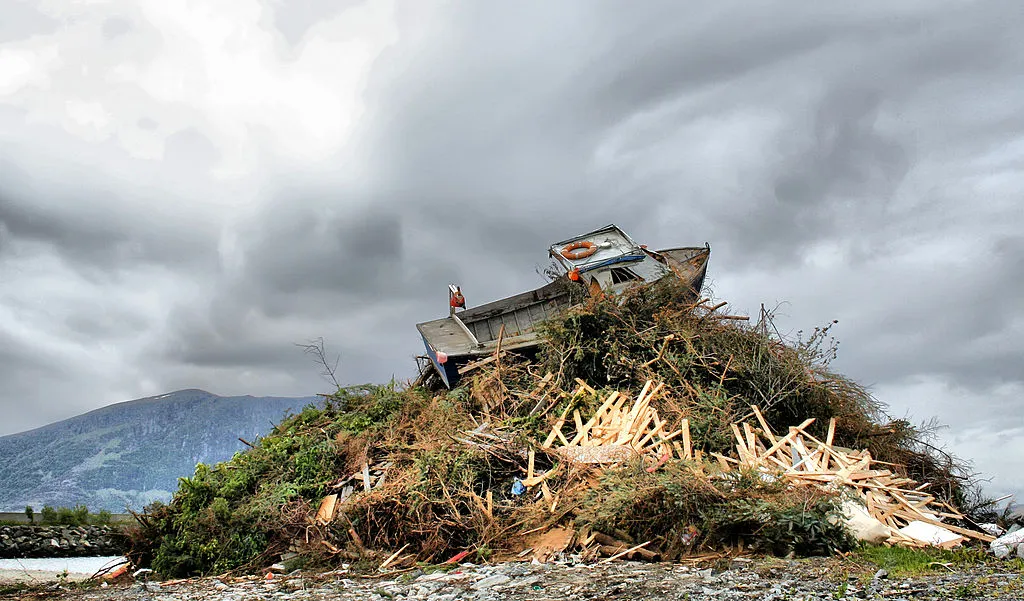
[0,555,125,575]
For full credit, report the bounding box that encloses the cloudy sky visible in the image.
[1,1,1021,499]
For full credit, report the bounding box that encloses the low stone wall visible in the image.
[0,512,134,525]
[0,525,127,558]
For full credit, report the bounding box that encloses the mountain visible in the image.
[0,390,320,512]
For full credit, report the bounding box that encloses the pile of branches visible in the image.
[530,277,971,500]
[125,277,978,578]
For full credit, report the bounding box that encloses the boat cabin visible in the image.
[416,224,710,388]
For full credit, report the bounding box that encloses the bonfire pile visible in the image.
[129,280,996,578]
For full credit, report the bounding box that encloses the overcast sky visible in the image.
[1,1,1021,500]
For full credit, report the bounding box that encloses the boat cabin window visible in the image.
[609,267,640,284]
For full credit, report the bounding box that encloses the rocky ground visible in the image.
[5,557,1023,601]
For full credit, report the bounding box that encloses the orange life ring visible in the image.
[560,240,597,260]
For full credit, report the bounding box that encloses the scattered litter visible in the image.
[990,529,1024,559]
[898,521,964,548]
[980,523,1005,537]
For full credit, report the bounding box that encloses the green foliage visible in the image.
[24,505,33,523]
[575,462,855,558]
[36,504,112,526]
[857,545,989,577]
[128,383,414,578]
[705,495,855,557]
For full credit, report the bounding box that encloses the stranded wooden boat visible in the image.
[416,225,710,388]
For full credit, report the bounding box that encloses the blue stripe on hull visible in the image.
[421,335,461,388]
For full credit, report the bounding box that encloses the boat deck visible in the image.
[415,317,544,358]
[416,279,575,358]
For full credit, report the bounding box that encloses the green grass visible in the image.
[857,544,989,577]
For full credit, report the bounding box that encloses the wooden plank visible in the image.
[597,541,651,564]
[743,423,758,464]
[522,464,562,487]
[531,372,554,396]
[315,494,339,524]
[452,314,482,347]
[527,449,535,481]
[759,419,815,460]
[568,392,619,446]
[731,423,750,463]
[631,411,659,447]
[636,417,666,448]
[379,544,410,571]
[543,403,573,448]
[751,406,777,444]
[681,418,692,460]
[791,436,818,472]
[628,381,655,416]
[494,323,505,363]
[712,453,737,469]
[642,428,683,454]
[574,378,597,395]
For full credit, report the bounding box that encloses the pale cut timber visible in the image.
[751,405,777,444]
[568,392,620,446]
[543,403,574,448]
[680,419,693,460]
[315,494,339,524]
[759,419,816,460]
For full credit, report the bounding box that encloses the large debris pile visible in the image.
[127,278,991,578]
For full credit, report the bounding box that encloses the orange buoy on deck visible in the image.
[560,240,597,260]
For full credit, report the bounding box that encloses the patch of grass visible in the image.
[953,581,980,598]
[856,544,988,577]
[0,582,31,596]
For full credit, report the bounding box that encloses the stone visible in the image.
[471,574,511,589]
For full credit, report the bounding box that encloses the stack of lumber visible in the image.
[716,406,994,546]
[542,380,694,465]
